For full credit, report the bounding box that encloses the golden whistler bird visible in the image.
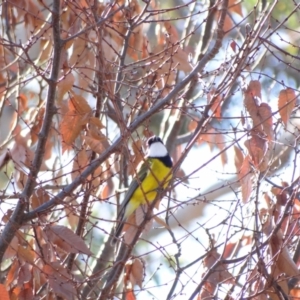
[112,136,173,244]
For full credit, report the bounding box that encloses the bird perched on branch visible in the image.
[112,136,173,245]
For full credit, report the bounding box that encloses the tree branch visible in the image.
[0,0,62,263]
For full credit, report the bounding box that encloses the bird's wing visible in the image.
[114,160,150,239]
[117,160,149,221]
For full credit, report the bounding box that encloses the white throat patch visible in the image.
[148,141,168,157]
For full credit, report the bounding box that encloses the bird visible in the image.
[112,136,173,244]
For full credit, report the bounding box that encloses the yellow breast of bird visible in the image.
[131,158,172,205]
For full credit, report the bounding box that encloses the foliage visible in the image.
[0,0,300,299]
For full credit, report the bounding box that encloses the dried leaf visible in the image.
[60,96,91,152]
[72,149,90,181]
[17,263,32,286]
[199,248,234,299]
[17,245,35,265]
[258,103,273,142]
[31,188,50,210]
[128,140,144,175]
[5,259,20,287]
[30,107,45,145]
[125,258,144,289]
[0,284,9,300]
[83,134,108,154]
[44,225,93,256]
[208,89,222,120]
[153,215,170,229]
[244,133,267,169]
[43,262,77,300]
[234,146,244,171]
[164,22,192,73]
[228,0,243,17]
[57,71,75,103]
[89,117,105,129]
[278,88,296,126]
[271,230,299,277]
[238,156,253,203]
[3,235,18,260]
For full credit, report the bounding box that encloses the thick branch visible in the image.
[0,0,62,263]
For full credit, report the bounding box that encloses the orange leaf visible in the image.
[0,284,9,300]
[5,259,20,287]
[125,258,144,289]
[228,0,243,17]
[199,248,234,298]
[57,71,75,103]
[70,93,92,114]
[44,225,93,256]
[30,107,45,145]
[278,88,296,126]
[234,146,244,171]
[125,290,136,300]
[258,103,273,141]
[3,235,18,261]
[238,156,253,203]
[244,133,267,169]
[60,96,91,152]
[17,245,35,265]
[83,134,108,154]
[43,262,76,300]
[89,117,105,129]
[208,89,222,120]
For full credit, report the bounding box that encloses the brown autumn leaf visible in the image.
[197,128,228,166]
[238,155,253,203]
[124,258,144,289]
[17,245,35,265]
[199,248,234,299]
[30,107,45,145]
[259,194,299,285]
[0,284,9,300]
[290,288,300,298]
[244,132,267,169]
[64,200,80,230]
[31,188,50,210]
[234,145,244,171]
[271,186,288,206]
[44,224,93,256]
[216,0,243,32]
[57,71,75,104]
[60,95,92,152]
[43,262,76,300]
[258,103,273,141]
[164,22,193,73]
[89,116,105,129]
[15,282,34,300]
[69,37,87,66]
[128,139,144,176]
[83,133,108,154]
[71,148,91,182]
[70,93,92,114]
[244,81,263,130]
[3,236,18,261]
[5,259,20,287]
[271,230,299,278]
[208,89,222,120]
[153,215,170,230]
[17,263,32,287]
[278,88,296,126]
[228,0,243,17]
